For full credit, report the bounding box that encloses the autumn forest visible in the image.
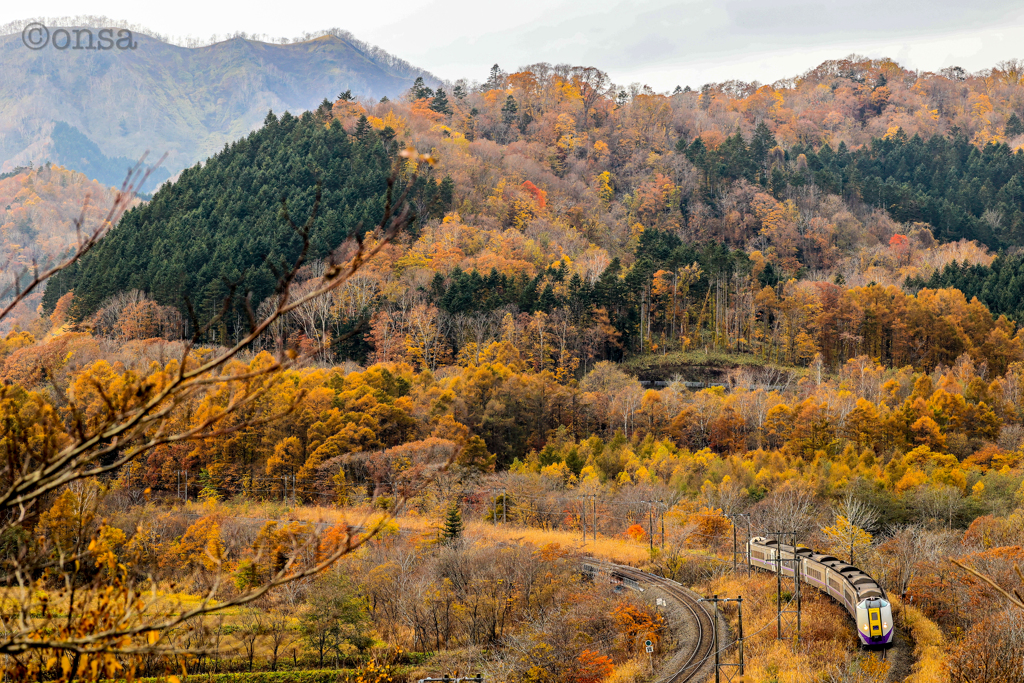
[2,49,1024,683]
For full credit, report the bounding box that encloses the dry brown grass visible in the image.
[893,596,947,683]
[249,502,652,565]
[607,657,647,682]
[698,573,875,683]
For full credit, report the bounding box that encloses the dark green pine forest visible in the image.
[909,253,1024,326]
[683,125,1024,248]
[423,232,753,360]
[43,105,453,335]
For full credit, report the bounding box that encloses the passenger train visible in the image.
[746,536,894,646]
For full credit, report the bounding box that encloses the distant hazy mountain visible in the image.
[0,24,438,188]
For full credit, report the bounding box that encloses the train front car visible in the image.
[855,597,894,646]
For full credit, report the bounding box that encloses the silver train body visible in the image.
[746,536,894,646]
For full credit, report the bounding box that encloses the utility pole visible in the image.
[737,595,744,675]
[714,595,720,683]
[744,514,752,576]
[776,538,782,639]
[580,496,586,541]
[730,512,751,574]
[795,529,802,642]
[648,501,654,552]
[700,594,744,681]
[660,500,666,548]
[732,519,737,572]
[766,530,801,642]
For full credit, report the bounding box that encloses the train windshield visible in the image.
[858,598,889,609]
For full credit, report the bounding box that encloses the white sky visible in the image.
[5,0,1024,90]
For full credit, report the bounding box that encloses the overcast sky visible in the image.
[5,0,1024,90]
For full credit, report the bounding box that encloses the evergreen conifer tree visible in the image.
[438,176,455,212]
[1007,113,1024,137]
[539,283,558,311]
[43,100,434,330]
[431,88,452,116]
[750,121,778,173]
[442,502,464,542]
[411,77,434,100]
[501,96,518,127]
[484,64,505,90]
[354,114,372,139]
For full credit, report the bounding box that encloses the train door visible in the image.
[867,603,883,637]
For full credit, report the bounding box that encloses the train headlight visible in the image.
[883,622,889,629]
[862,625,868,631]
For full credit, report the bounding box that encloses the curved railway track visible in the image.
[585,560,717,683]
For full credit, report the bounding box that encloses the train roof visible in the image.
[750,536,886,599]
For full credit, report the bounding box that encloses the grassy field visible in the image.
[700,572,873,683]
[623,349,772,372]
[278,504,653,565]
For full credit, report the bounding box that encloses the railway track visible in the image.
[584,559,717,683]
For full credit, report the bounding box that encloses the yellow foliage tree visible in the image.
[821,515,872,565]
[93,525,127,578]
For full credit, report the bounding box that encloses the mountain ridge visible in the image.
[0,23,440,185]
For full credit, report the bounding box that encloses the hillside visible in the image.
[40,56,1024,376]
[0,24,439,186]
[0,164,138,314]
[42,107,452,331]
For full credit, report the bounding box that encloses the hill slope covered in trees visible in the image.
[0,164,140,331]
[40,56,1024,376]
[42,106,452,333]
